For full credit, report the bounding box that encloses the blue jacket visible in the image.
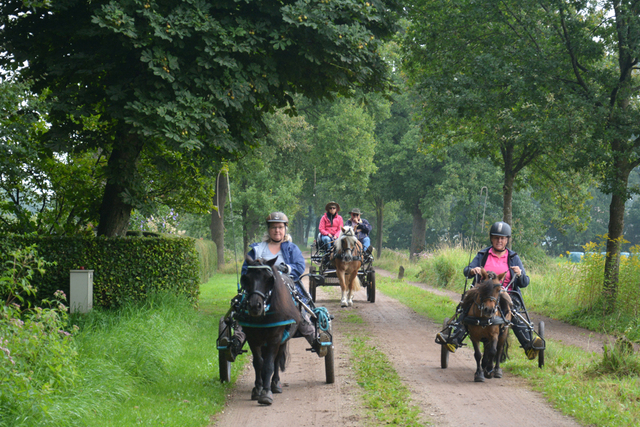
[463,246,529,289]
[346,218,372,242]
[241,241,306,282]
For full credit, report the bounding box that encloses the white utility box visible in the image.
[69,270,94,313]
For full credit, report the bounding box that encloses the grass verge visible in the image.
[340,308,426,426]
[376,274,640,427]
[25,274,245,427]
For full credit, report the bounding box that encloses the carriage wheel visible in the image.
[367,271,376,303]
[441,318,450,369]
[309,266,317,302]
[325,343,335,384]
[218,317,231,383]
[538,321,545,369]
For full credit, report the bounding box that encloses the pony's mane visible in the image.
[334,226,358,254]
[245,256,301,324]
[462,275,500,308]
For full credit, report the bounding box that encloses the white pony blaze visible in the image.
[332,226,362,307]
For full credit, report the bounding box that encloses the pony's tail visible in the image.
[352,275,362,292]
[279,341,289,372]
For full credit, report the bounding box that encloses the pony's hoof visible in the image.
[251,387,262,401]
[271,380,283,393]
[493,368,503,379]
[348,299,353,307]
[341,299,348,307]
[474,372,485,383]
[484,368,494,379]
[258,389,273,405]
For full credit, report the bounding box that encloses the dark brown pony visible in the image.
[239,256,302,404]
[332,226,362,307]
[462,268,512,382]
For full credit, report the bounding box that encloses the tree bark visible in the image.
[97,135,144,236]
[409,203,427,260]
[375,196,384,257]
[210,173,228,270]
[603,150,631,311]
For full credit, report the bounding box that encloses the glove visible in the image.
[277,263,292,275]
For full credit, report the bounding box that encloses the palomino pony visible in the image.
[462,268,513,382]
[332,226,362,307]
[238,256,302,405]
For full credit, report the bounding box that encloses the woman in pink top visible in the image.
[319,201,343,250]
[437,222,543,360]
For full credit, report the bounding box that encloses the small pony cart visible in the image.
[439,278,546,370]
[307,238,376,303]
[217,273,336,386]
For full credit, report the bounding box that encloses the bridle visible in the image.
[244,264,275,310]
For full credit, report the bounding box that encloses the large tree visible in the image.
[1,0,400,236]
[403,0,640,308]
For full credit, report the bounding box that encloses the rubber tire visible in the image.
[538,321,545,368]
[325,343,335,384]
[441,318,450,369]
[218,317,231,383]
[368,271,376,303]
[308,265,317,302]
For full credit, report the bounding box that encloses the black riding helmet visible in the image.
[489,221,511,237]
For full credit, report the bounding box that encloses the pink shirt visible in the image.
[483,248,512,289]
[319,213,343,238]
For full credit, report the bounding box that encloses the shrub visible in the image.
[0,235,200,308]
[0,246,78,426]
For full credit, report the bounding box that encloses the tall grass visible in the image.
[4,274,242,427]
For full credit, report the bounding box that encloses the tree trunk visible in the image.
[375,196,384,258]
[97,135,144,236]
[603,155,631,312]
[210,173,228,270]
[502,145,515,227]
[409,203,427,260]
[304,205,313,246]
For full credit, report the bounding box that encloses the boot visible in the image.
[312,330,331,357]
[436,321,466,353]
[219,335,243,362]
[511,318,544,360]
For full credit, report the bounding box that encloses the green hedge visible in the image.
[0,235,202,308]
[194,238,217,284]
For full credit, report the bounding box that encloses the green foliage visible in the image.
[1,246,78,426]
[194,239,216,284]
[0,235,200,308]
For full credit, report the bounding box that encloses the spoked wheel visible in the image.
[441,318,450,369]
[538,321,545,368]
[218,317,231,383]
[367,271,376,303]
[309,265,317,302]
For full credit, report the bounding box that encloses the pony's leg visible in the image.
[250,344,264,400]
[271,342,286,393]
[337,270,348,307]
[258,344,278,405]
[494,328,509,379]
[483,338,498,379]
[472,338,485,382]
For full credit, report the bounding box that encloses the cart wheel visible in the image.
[538,321,545,369]
[309,266,317,302]
[441,318,450,369]
[325,343,335,384]
[218,317,231,383]
[367,271,376,303]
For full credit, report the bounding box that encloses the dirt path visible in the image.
[211,266,603,426]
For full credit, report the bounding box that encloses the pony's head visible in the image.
[241,255,278,317]
[464,268,506,318]
[241,255,301,323]
[334,226,360,262]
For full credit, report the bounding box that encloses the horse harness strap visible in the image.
[463,316,508,327]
